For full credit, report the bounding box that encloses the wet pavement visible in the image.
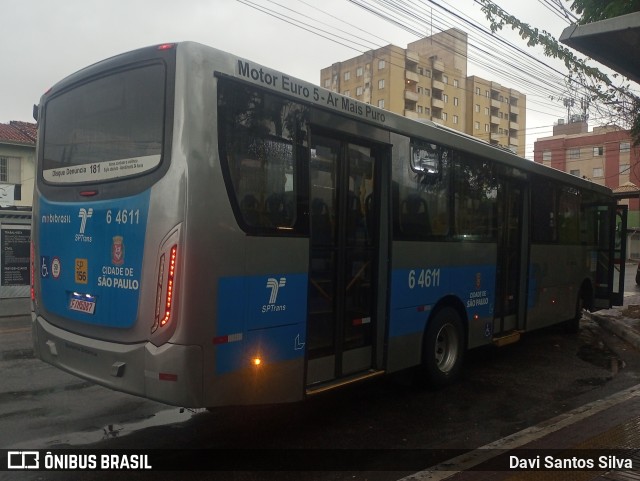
[399,383,640,480]
[3,283,640,479]
[399,291,640,481]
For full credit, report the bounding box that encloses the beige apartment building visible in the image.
[320,29,526,157]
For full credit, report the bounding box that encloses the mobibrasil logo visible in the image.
[263,277,286,313]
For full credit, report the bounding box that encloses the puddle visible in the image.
[99,407,205,440]
[577,325,625,374]
[9,407,205,449]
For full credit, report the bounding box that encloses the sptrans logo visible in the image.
[76,207,93,242]
[263,277,286,312]
[78,208,93,234]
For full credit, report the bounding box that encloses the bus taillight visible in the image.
[30,241,35,302]
[162,245,178,327]
[152,245,178,333]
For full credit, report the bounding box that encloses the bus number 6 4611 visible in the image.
[106,209,140,225]
[408,268,441,289]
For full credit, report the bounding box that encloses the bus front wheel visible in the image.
[422,307,464,385]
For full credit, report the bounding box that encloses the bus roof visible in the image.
[40,40,614,199]
[192,41,612,198]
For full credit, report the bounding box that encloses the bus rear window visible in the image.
[42,63,166,184]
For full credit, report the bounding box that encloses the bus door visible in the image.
[306,133,381,388]
[592,203,626,308]
[612,205,627,306]
[495,180,527,333]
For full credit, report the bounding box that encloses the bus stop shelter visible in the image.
[560,11,640,84]
[561,13,640,259]
[0,208,31,298]
[613,182,640,259]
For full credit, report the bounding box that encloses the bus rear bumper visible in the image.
[32,316,203,407]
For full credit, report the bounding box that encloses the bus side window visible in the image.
[452,154,498,241]
[531,178,557,243]
[393,138,450,240]
[558,187,580,244]
[400,194,431,237]
[240,194,261,227]
[218,78,308,234]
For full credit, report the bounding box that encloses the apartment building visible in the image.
[534,120,640,229]
[466,76,525,155]
[320,28,526,157]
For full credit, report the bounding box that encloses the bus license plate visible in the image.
[69,296,96,314]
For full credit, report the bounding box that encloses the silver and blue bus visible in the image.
[31,42,624,408]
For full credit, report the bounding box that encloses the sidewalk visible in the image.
[0,297,32,360]
[590,291,640,352]
[400,384,640,481]
[0,296,31,318]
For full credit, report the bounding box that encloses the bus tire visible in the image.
[422,307,464,385]
[566,289,588,333]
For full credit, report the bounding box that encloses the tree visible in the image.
[477,0,640,144]
[571,0,640,24]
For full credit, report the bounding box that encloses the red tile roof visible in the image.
[0,121,37,145]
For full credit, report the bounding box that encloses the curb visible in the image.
[0,313,31,319]
[588,311,640,352]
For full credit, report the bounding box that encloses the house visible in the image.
[0,120,37,209]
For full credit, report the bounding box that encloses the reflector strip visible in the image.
[213,333,244,345]
[145,370,178,381]
[352,317,371,326]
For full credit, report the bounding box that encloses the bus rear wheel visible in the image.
[566,288,589,333]
[422,307,464,385]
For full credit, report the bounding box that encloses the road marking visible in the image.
[397,384,640,481]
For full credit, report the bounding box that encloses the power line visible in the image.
[240,0,576,121]
[347,0,581,114]
[237,0,631,162]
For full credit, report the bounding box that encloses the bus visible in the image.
[31,42,625,408]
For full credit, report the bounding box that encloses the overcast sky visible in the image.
[1,0,599,157]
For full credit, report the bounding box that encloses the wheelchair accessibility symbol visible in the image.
[40,256,50,278]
